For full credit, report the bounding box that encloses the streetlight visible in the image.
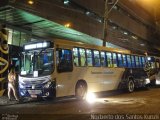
[28,0,34,5]
[103,0,119,47]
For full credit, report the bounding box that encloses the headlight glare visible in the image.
[86,92,96,104]
[44,81,51,88]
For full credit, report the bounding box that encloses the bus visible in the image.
[18,39,150,100]
[145,56,160,85]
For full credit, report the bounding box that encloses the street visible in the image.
[0,87,160,120]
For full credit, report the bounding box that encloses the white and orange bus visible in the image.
[18,39,150,100]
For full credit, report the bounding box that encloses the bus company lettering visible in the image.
[91,71,114,75]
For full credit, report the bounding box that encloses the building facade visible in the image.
[0,0,160,55]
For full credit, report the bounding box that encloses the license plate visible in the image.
[28,90,41,95]
[31,94,37,98]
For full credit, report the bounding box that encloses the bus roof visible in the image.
[53,39,131,54]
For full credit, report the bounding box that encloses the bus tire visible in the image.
[150,79,156,86]
[75,81,87,100]
[127,79,135,93]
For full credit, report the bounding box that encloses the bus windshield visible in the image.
[20,48,54,77]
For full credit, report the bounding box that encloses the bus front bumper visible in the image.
[19,88,55,98]
[19,82,56,98]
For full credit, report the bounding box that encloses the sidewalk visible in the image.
[0,95,41,106]
[0,95,19,106]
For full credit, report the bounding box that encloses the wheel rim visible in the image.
[76,84,86,99]
[128,80,134,92]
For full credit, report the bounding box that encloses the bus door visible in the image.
[56,48,73,97]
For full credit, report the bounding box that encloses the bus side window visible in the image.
[56,48,73,73]
[101,51,106,67]
[117,53,123,67]
[141,56,145,67]
[86,49,93,66]
[79,48,86,66]
[112,53,117,67]
[93,50,100,67]
[122,54,127,67]
[135,56,139,68]
[127,55,131,68]
[131,55,135,68]
[106,52,112,67]
[73,48,79,66]
[139,56,143,68]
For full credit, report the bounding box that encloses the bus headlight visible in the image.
[86,92,96,103]
[156,80,160,85]
[19,83,25,89]
[20,91,26,96]
[145,78,150,84]
[44,81,52,88]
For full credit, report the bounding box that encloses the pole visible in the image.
[103,0,108,47]
[103,0,119,47]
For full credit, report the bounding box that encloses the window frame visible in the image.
[93,50,101,67]
[56,48,73,73]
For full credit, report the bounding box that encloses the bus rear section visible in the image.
[144,56,160,86]
[145,56,160,86]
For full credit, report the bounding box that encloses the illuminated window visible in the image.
[141,57,146,67]
[86,49,93,67]
[101,51,106,67]
[112,53,117,67]
[56,48,73,73]
[117,53,123,67]
[73,48,80,66]
[93,50,100,67]
[127,55,131,68]
[131,55,136,68]
[122,54,127,67]
[106,52,112,67]
[139,56,143,68]
[79,48,86,66]
[135,56,140,68]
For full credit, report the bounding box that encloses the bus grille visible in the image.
[23,80,45,85]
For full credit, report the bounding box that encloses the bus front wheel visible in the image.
[127,79,135,93]
[75,81,87,100]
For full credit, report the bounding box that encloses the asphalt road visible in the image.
[0,87,160,120]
